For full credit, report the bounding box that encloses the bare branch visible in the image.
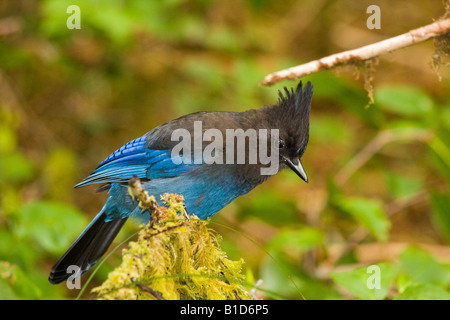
[261,18,450,86]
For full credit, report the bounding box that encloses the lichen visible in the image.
[92,189,252,300]
[432,32,450,81]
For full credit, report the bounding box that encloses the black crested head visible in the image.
[264,81,313,182]
[275,81,312,156]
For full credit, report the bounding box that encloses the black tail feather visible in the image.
[48,212,127,285]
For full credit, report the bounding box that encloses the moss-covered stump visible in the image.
[92,192,252,300]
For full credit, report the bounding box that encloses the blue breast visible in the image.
[104,165,253,222]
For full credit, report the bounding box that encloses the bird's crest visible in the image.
[274,81,313,156]
[277,81,313,120]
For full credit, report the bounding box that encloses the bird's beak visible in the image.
[283,156,308,183]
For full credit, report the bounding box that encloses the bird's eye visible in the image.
[278,139,285,149]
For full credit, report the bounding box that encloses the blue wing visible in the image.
[74,135,199,188]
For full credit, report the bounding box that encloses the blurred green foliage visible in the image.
[0,0,449,300]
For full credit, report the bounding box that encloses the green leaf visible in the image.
[237,190,299,226]
[260,253,342,300]
[268,227,323,254]
[395,283,450,300]
[399,246,450,287]
[310,115,354,145]
[335,196,390,241]
[307,72,384,127]
[430,132,450,172]
[42,0,135,44]
[0,261,42,299]
[15,201,88,255]
[0,278,17,299]
[90,6,135,44]
[441,107,450,129]
[330,262,397,300]
[0,153,35,183]
[430,192,450,243]
[428,133,450,182]
[375,85,434,117]
[385,172,423,199]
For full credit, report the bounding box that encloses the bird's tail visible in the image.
[48,209,127,285]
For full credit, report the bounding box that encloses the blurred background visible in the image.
[0,0,449,299]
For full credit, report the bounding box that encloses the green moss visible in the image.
[92,193,252,300]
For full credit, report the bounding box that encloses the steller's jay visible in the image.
[48,81,313,284]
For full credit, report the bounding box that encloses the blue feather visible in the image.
[98,136,147,167]
[74,136,200,187]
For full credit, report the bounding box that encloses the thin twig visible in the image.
[135,283,166,300]
[261,18,450,86]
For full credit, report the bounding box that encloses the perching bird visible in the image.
[48,81,313,284]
